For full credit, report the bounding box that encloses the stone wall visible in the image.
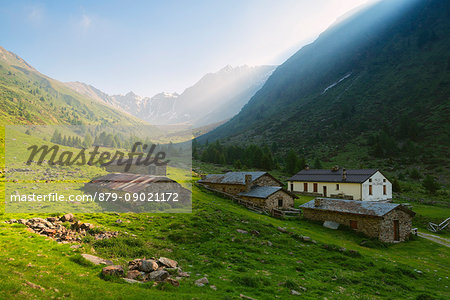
[379,209,412,242]
[302,209,381,239]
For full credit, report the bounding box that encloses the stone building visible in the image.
[300,198,415,242]
[238,186,294,210]
[102,158,167,176]
[84,173,190,211]
[198,171,294,211]
[288,168,392,201]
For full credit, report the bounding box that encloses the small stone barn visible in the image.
[198,171,295,210]
[198,171,282,195]
[238,186,294,210]
[300,198,415,242]
[84,173,190,209]
[102,158,167,176]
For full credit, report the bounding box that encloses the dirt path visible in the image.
[418,232,450,248]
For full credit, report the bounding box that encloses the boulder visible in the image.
[122,278,143,284]
[102,265,124,277]
[166,278,180,287]
[127,270,144,280]
[82,254,113,266]
[147,270,169,282]
[60,213,74,222]
[158,257,178,268]
[178,270,190,277]
[195,277,209,286]
[128,259,142,271]
[140,259,159,272]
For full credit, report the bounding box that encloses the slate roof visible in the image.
[238,186,282,198]
[86,173,175,193]
[198,171,267,185]
[300,198,415,217]
[288,168,378,183]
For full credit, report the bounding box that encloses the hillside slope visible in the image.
[199,0,450,176]
[0,46,145,126]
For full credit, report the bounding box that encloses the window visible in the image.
[278,198,283,207]
[336,184,339,190]
[313,183,318,193]
[383,179,386,182]
[383,185,387,195]
[290,183,294,191]
[369,178,372,182]
[369,185,373,195]
[304,182,308,192]
[350,220,358,229]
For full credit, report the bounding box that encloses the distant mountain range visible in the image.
[198,0,450,177]
[0,46,143,126]
[66,65,275,127]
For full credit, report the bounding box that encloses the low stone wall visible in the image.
[302,209,381,239]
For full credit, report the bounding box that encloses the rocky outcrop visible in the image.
[5,216,118,243]
[103,256,187,287]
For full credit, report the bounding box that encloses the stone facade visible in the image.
[302,207,413,242]
[239,190,294,210]
[203,183,248,195]
[253,175,282,187]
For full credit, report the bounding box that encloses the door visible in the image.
[393,220,400,241]
[278,198,283,207]
[313,183,318,193]
[323,186,327,197]
[304,183,308,192]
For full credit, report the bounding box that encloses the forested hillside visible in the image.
[198,0,450,183]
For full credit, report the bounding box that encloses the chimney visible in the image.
[342,168,347,181]
[332,165,339,172]
[244,174,252,192]
[314,198,322,207]
[305,165,310,170]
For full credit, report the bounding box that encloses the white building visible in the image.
[287,168,392,202]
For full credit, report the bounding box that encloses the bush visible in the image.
[422,175,440,194]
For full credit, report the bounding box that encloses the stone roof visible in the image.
[198,171,267,185]
[238,186,282,199]
[288,168,378,183]
[86,173,175,193]
[300,198,415,217]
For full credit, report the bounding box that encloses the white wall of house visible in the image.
[288,171,392,202]
[361,171,392,201]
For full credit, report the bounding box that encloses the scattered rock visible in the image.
[210,285,217,290]
[102,265,124,277]
[122,278,143,284]
[250,230,260,236]
[60,213,74,222]
[166,278,180,287]
[82,254,113,266]
[236,229,248,234]
[158,257,178,268]
[25,281,45,291]
[178,270,190,277]
[291,290,301,295]
[127,270,144,280]
[147,270,169,282]
[240,294,257,300]
[277,227,288,233]
[140,259,159,272]
[70,245,81,249]
[195,277,209,286]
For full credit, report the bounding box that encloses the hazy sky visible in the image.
[0,0,370,96]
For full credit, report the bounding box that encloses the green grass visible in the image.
[0,181,448,299]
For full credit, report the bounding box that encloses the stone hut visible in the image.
[198,171,295,211]
[198,171,282,195]
[102,158,167,176]
[84,173,190,211]
[238,186,294,210]
[300,198,415,242]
